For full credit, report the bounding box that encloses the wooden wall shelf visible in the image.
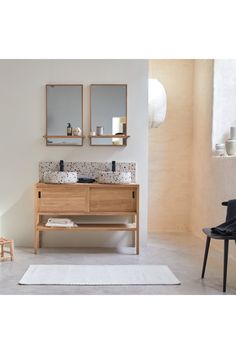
[88,134,130,139]
[89,135,130,146]
[43,135,130,146]
[43,134,130,146]
[44,135,85,139]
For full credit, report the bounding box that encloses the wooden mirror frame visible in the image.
[45,84,84,146]
[89,84,129,146]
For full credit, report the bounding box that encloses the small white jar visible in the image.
[96,126,104,135]
[72,127,82,136]
[215,143,225,156]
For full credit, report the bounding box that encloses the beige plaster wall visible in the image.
[148,59,235,237]
[191,60,236,240]
[148,60,194,232]
[190,60,214,234]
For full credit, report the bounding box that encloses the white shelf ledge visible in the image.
[212,155,236,158]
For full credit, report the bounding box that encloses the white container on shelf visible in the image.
[96,126,104,135]
[215,143,225,156]
[230,126,236,139]
[72,127,81,136]
[225,139,236,156]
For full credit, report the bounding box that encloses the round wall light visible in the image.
[148,78,167,128]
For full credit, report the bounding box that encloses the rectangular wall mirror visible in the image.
[90,84,128,146]
[46,84,83,146]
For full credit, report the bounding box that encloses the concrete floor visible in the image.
[1,232,236,294]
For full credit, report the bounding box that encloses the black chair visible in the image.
[201,201,236,292]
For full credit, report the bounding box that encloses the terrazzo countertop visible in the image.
[39,161,136,183]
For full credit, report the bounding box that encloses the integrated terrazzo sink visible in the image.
[97,171,132,184]
[43,171,78,184]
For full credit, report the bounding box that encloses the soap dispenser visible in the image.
[67,123,72,136]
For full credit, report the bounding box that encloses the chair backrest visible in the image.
[222,200,236,222]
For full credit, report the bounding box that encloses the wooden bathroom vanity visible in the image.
[34,183,139,254]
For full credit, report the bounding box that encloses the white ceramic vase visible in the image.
[230,126,236,139]
[225,139,236,156]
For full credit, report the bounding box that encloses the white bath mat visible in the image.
[19,265,180,285]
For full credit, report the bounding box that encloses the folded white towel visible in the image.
[46,222,77,228]
[47,218,73,225]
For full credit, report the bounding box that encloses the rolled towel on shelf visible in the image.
[47,218,73,225]
[46,222,77,227]
[45,217,77,228]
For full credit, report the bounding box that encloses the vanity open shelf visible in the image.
[37,223,137,232]
[34,183,139,254]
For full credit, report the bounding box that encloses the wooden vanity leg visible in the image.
[132,214,136,250]
[39,229,42,248]
[135,213,139,255]
[135,187,140,255]
[39,231,42,248]
[37,214,42,248]
[34,213,40,254]
[136,230,139,255]
[34,231,40,254]
[132,231,135,249]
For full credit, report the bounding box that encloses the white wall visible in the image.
[0,60,148,248]
[212,60,236,148]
